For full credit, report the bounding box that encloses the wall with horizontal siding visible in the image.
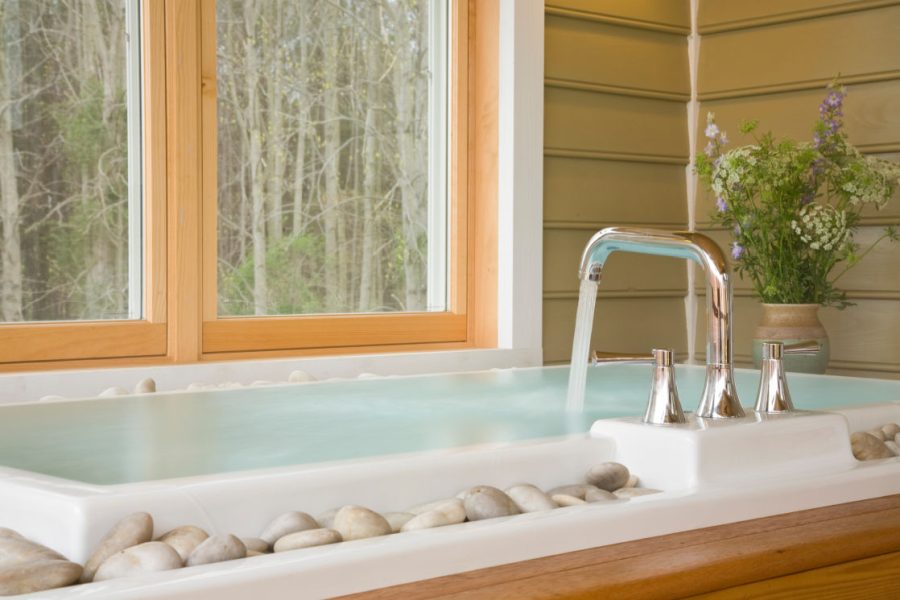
[543,0,691,365]
[696,0,900,378]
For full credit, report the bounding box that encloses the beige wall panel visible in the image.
[698,80,900,162]
[698,0,898,32]
[695,227,900,295]
[545,88,689,159]
[545,15,688,95]
[546,0,689,30]
[699,5,900,96]
[544,229,688,294]
[544,297,687,364]
[544,157,687,225]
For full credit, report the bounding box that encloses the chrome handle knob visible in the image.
[755,341,799,414]
[643,348,686,425]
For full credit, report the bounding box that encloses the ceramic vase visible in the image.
[752,303,829,374]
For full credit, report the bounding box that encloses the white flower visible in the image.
[793,204,849,254]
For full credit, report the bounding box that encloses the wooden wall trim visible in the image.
[543,148,688,166]
[546,77,690,103]
[340,494,900,600]
[699,0,900,34]
[699,68,900,101]
[545,5,690,35]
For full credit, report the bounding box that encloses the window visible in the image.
[215,0,448,317]
[0,0,141,322]
[0,0,496,369]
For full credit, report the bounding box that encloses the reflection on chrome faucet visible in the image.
[566,227,744,419]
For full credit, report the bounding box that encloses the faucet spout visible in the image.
[577,227,743,419]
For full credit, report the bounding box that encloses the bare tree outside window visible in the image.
[216,0,448,316]
[0,0,136,323]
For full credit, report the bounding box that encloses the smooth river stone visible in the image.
[186,535,246,567]
[505,484,557,512]
[240,537,270,553]
[869,429,887,441]
[158,525,209,562]
[551,494,585,507]
[885,440,900,456]
[93,542,182,582]
[851,431,895,461]
[384,513,415,533]
[614,487,661,499]
[134,377,157,394]
[0,560,82,596]
[0,537,65,568]
[316,509,339,530]
[332,506,392,541]
[81,512,153,582]
[462,486,520,521]
[547,484,601,500]
[273,529,342,552]
[99,386,129,397]
[400,511,453,532]
[259,512,319,546]
[247,550,265,557]
[0,529,24,541]
[585,463,631,492]
[289,370,316,383]
[585,488,617,502]
[883,423,900,439]
[406,497,459,515]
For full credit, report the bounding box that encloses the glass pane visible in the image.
[216,0,448,316]
[0,0,141,322]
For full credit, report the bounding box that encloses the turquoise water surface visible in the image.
[0,365,898,485]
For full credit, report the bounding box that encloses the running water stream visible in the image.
[565,278,599,412]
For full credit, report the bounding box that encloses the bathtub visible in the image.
[1,365,900,598]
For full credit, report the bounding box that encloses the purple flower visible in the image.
[715,197,728,212]
[704,141,716,157]
[801,192,815,205]
[731,242,744,260]
[705,122,720,139]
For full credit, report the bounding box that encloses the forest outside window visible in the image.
[0,0,491,368]
[0,0,142,323]
[215,0,449,317]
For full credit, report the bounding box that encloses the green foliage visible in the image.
[696,82,900,308]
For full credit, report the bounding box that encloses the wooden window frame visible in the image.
[0,0,497,371]
[0,0,167,370]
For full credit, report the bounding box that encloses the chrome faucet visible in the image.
[578,227,744,419]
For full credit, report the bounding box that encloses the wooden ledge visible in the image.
[341,494,900,599]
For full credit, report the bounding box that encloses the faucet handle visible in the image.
[591,351,655,365]
[643,348,686,425]
[755,341,798,414]
[782,340,821,355]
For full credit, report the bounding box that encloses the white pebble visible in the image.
[240,537,269,553]
[384,513,415,533]
[506,484,557,512]
[316,508,339,530]
[273,529,341,552]
[82,512,153,582]
[259,512,318,546]
[288,370,316,383]
[401,501,466,532]
[462,486,519,521]
[0,537,64,568]
[614,487,662,499]
[38,395,66,403]
[883,423,900,439]
[585,488,617,502]
[98,386,129,398]
[186,535,246,567]
[94,542,182,582]
[158,525,208,562]
[332,506,391,541]
[406,497,459,515]
[551,494,585,507]
[885,440,900,456]
[0,560,83,595]
[547,484,601,500]
[133,378,157,394]
[585,462,630,491]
